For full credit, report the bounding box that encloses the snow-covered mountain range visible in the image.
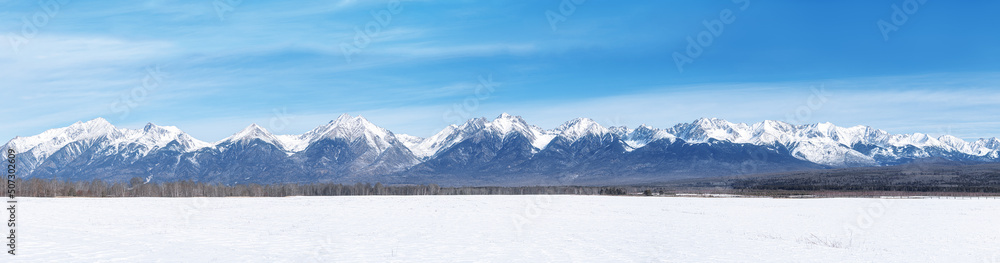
[4,113,999,186]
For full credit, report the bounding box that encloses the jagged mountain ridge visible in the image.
[4,113,999,186]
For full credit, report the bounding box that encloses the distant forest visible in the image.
[9,178,650,198]
[718,162,1000,193]
[11,161,1000,198]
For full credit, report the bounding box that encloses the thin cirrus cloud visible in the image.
[1,1,999,143]
[108,73,1000,143]
[348,74,1000,141]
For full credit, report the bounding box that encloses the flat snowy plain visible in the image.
[7,196,1000,262]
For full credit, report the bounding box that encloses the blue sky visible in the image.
[2,0,999,141]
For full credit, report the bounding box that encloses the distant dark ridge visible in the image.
[686,162,1000,193]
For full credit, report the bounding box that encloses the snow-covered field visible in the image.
[7,196,1000,262]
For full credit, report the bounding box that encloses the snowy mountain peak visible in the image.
[77,117,112,127]
[492,113,526,123]
[937,135,972,152]
[8,115,1000,180]
[692,118,745,130]
[422,114,555,154]
[973,137,1000,150]
[245,123,266,132]
[333,113,353,122]
[97,122,212,155]
[622,125,676,151]
[406,124,465,159]
[71,117,116,134]
[608,126,629,137]
[692,117,731,126]
[6,117,118,155]
[815,121,836,128]
[334,114,375,127]
[288,114,400,155]
[555,117,598,130]
[460,117,489,130]
[630,124,657,134]
[758,120,794,130]
[141,122,179,134]
[486,113,532,137]
[555,118,610,141]
[329,113,377,127]
[671,118,749,143]
[224,124,280,145]
[3,118,220,175]
[938,134,964,143]
[314,114,391,141]
[264,114,398,154]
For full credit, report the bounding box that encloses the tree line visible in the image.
[727,162,1000,193]
[10,177,657,197]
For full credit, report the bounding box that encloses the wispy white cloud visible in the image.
[4,1,999,145]
[474,75,1000,141]
[9,72,999,144]
[102,73,1000,142]
[376,42,537,58]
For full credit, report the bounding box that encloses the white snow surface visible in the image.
[8,196,1000,262]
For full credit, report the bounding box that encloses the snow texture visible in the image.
[7,196,999,262]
